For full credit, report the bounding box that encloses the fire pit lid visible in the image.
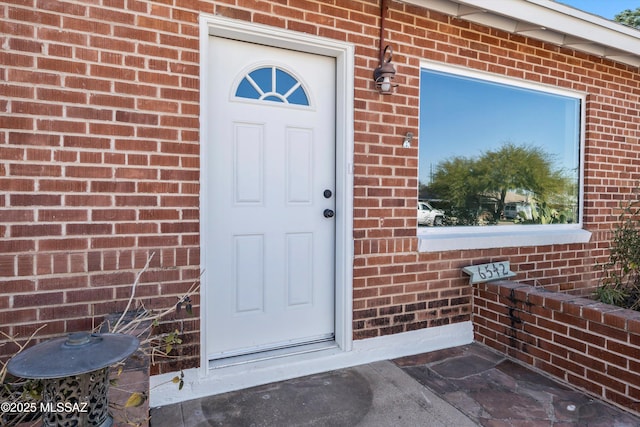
[7,332,140,379]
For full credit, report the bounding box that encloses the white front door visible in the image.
[203,36,336,360]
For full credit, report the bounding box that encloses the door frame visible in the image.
[199,14,354,373]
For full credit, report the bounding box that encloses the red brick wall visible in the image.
[474,280,640,414]
[351,2,638,339]
[1,0,202,373]
[1,0,639,373]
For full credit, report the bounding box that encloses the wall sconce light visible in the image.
[373,45,397,95]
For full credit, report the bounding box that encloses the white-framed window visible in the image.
[418,62,591,252]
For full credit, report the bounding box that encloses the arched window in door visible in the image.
[235,66,310,106]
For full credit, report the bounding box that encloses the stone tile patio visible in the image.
[395,343,640,426]
[150,342,640,426]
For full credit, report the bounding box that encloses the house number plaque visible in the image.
[462,261,515,284]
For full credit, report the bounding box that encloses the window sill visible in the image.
[417,226,592,253]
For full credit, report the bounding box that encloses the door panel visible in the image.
[204,36,336,359]
[286,128,313,204]
[286,233,313,306]
[234,235,264,313]
[234,123,264,204]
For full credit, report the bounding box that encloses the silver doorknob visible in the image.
[323,209,335,218]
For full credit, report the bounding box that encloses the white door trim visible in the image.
[199,14,354,377]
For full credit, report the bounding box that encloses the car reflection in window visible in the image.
[418,201,445,227]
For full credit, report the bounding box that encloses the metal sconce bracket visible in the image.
[374,0,397,95]
[373,45,397,95]
[403,132,413,148]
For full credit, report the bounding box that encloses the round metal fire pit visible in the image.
[8,332,139,427]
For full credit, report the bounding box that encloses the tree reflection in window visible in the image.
[419,67,582,227]
[235,66,309,106]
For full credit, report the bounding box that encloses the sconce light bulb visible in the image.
[381,77,392,93]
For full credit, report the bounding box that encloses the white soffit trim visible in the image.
[402,0,640,67]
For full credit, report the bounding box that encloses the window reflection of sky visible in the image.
[419,69,580,185]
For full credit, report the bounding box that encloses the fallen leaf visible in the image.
[125,392,146,408]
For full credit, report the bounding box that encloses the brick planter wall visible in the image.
[474,280,640,414]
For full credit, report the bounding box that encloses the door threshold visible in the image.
[209,340,338,370]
